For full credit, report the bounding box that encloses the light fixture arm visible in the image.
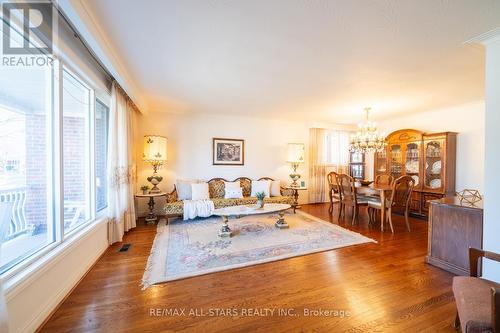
[150,160,163,173]
[364,107,371,122]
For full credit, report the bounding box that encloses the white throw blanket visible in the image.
[183,199,215,220]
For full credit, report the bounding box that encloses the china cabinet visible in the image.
[374,129,457,217]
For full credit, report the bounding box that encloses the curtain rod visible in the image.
[50,0,141,113]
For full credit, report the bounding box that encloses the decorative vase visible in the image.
[142,189,148,195]
[257,199,264,208]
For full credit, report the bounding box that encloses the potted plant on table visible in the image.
[140,185,150,195]
[255,191,266,209]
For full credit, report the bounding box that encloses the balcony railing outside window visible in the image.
[0,188,28,240]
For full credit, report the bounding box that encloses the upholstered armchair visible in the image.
[453,247,500,333]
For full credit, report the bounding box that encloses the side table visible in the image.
[285,186,307,213]
[134,192,167,224]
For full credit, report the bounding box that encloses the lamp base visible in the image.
[147,173,163,194]
[149,185,161,194]
[289,173,301,187]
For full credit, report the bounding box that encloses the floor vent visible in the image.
[119,243,131,252]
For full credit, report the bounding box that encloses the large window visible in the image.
[0,61,55,273]
[62,69,92,233]
[0,66,109,275]
[0,1,111,276]
[95,100,109,212]
[0,64,109,273]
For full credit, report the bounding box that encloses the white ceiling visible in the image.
[81,0,500,123]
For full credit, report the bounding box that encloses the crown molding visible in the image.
[465,27,500,45]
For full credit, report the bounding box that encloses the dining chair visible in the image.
[375,174,393,186]
[365,174,394,203]
[367,175,415,233]
[453,247,500,333]
[327,171,340,214]
[336,173,369,225]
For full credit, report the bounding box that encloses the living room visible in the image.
[0,1,499,333]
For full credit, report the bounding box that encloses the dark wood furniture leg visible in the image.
[404,209,411,232]
[292,188,299,213]
[145,197,157,224]
[454,312,460,330]
[380,189,386,232]
[328,189,333,214]
[387,206,394,233]
[351,205,358,225]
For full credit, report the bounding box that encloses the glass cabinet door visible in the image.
[405,142,420,187]
[375,150,387,176]
[390,144,403,179]
[424,140,444,191]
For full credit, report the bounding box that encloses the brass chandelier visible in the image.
[349,107,386,153]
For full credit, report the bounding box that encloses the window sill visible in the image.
[3,217,108,299]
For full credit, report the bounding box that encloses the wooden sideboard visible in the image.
[374,129,457,217]
[426,197,483,275]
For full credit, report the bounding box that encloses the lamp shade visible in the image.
[143,135,167,162]
[287,143,305,163]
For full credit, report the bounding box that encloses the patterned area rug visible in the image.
[142,211,376,288]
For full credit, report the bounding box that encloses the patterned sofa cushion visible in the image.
[164,200,183,215]
[164,196,294,216]
[208,179,225,199]
[240,178,252,197]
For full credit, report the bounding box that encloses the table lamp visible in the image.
[143,135,167,193]
[287,143,305,187]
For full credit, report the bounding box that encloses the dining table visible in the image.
[355,183,393,231]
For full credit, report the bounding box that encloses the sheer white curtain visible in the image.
[107,82,137,244]
[325,130,350,174]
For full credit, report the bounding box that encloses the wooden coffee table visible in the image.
[213,203,292,237]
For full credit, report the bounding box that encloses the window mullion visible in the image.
[53,59,64,242]
[89,92,96,221]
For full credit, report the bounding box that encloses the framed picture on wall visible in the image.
[212,138,245,165]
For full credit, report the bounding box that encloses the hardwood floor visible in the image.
[40,203,457,333]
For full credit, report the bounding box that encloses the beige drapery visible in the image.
[308,128,328,203]
[308,128,351,203]
[107,82,139,244]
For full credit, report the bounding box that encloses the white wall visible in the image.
[365,101,485,192]
[135,112,352,215]
[483,34,500,281]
